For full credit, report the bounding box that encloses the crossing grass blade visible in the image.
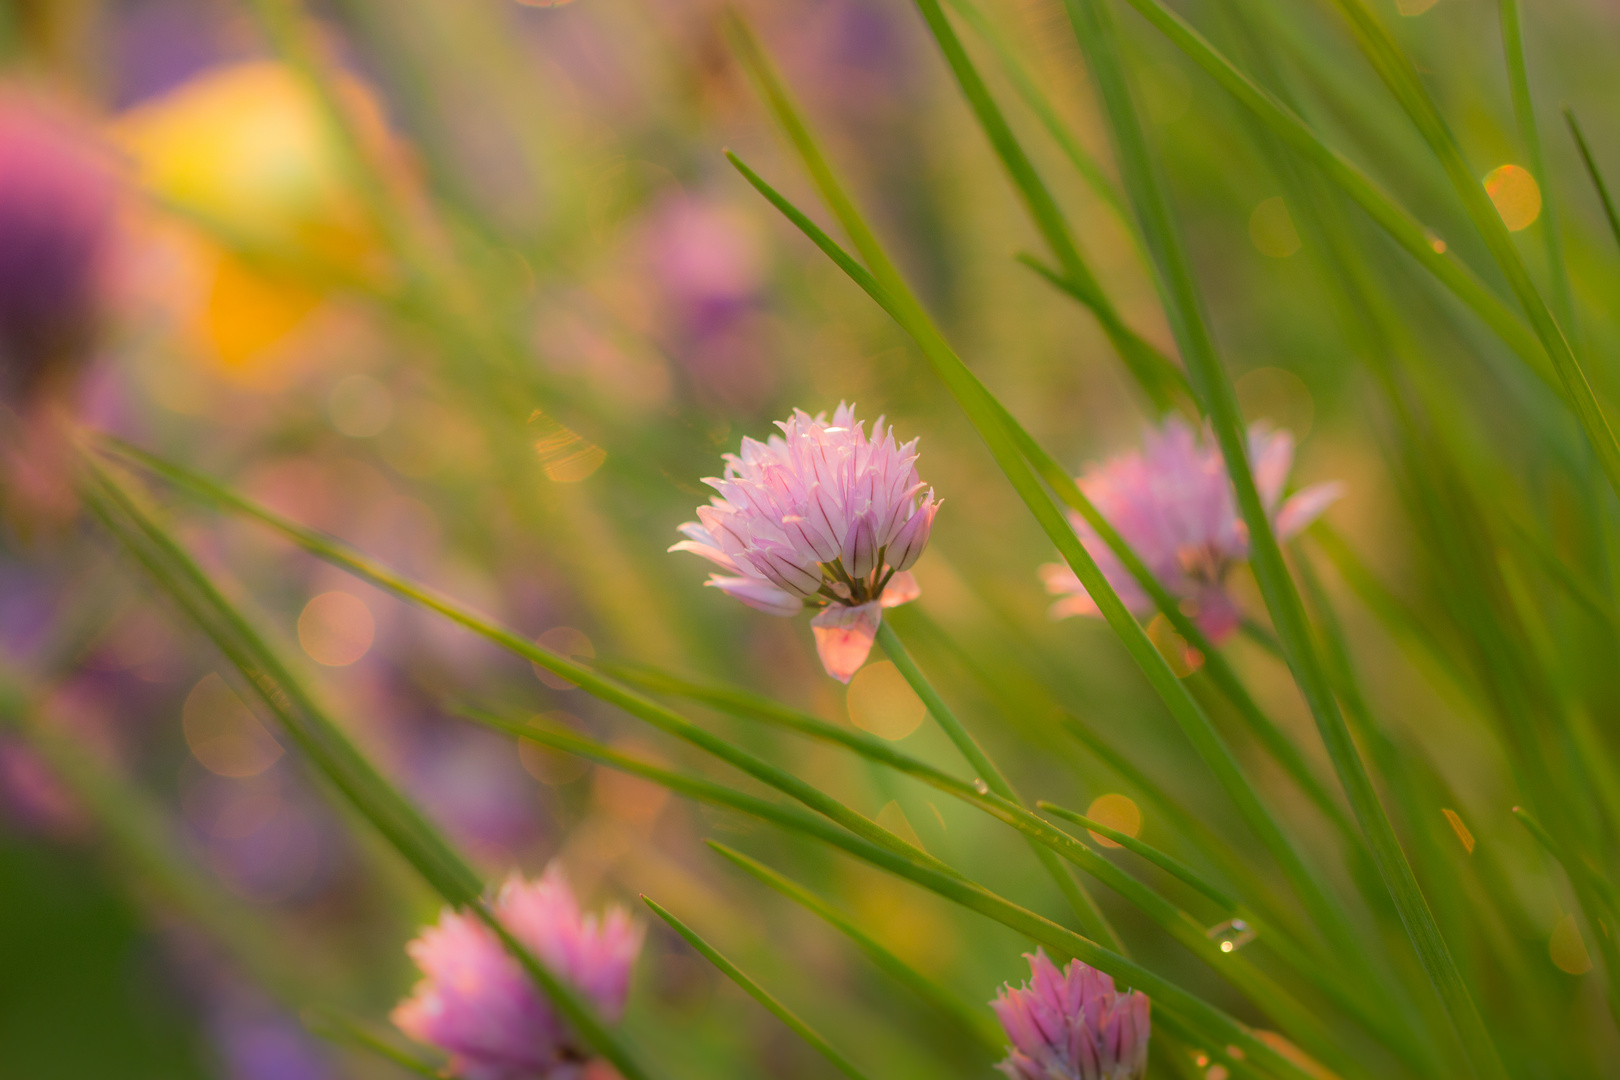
[703,842,1005,1057]
[76,455,658,1080]
[465,715,1320,1080]
[1565,108,1620,260]
[875,620,1123,952]
[910,0,1188,413]
[1054,0,1505,1072]
[643,896,877,1080]
[722,8,1375,988]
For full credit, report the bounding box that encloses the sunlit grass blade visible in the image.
[95,438,953,880]
[911,0,1187,413]
[725,7,1374,982]
[875,620,1123,951]
[643,896,877,1080]
[301,1008,446,1079]
[1498,0,1573,333]
[1320,0,1620,505]
[1095,0,1558,395]
[479,715,1320,1080]
[704,842,1004,1057]
[1056,0,1502,1071]
[77,457,657,1080]
[1565,108,1620,260]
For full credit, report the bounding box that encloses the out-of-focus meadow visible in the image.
[6,0,1620,1076]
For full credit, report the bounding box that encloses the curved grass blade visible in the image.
[722,14,1370,983]
[1565,108,1620,260]
[489,718,1320,1080]
[77,458,656,1080]
[1056,0,1506,1069]
[911,0,1187,413]
[94,438,954,881]
[643,896,876,1080]
[875,621,1123,951]
[704,842,1005,1056]
[301,1008,446,1079]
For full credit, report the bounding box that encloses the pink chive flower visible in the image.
[992,950,1151,1080]
[392,864,643,1080]
[1040,417,1341,641]
[671,403,939,683]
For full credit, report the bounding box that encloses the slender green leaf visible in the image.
[1565,108,1620,260]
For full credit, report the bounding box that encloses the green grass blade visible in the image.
[1056,0,1504,1072]
[723,15,1370,987]
[911,0,1187,412]
[875,621,1123,951]
[1099,0,1558,394]
[643,896,878,1080]
[1498,0,1573,333]
[1037,801,1239,912]
[301,1009,446,1079]
[488,717,1320,1080]
[1321,0,1620,505]
[1565,108,1620,260]
[705,842,1004,1056]
[77,459,657,1080]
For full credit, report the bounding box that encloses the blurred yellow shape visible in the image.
[1484,164,1542,231]
[876,800,926,850]
[1148,614,1203,676]
[1085,793,1142,849]
[183,673,283,777]
[298,591,375,666]
[1397,0,1438,15]
[1440,807,1475,853]
[1249,197,1301,258]
[113,62,391,375]
[1550,913,1593,974]
[847,660,926,741]
[519,712,590,785]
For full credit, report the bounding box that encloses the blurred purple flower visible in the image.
[0,91,118,411]
[393,864,643,1080]
[644,195,767,340]
[0,739,86,837]
[992,949,1150,1080]
[214,1007,334,1080]
[1040,417,1341,640]
[672,403,938,682]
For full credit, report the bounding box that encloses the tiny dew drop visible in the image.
[972,778,991,795]
[1205,918,1255,953]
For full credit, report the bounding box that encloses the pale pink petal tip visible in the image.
[879,570,920,608]
[1042,416,1340,646]
[992,948,1151,1080]
[810,601,883,683]
[392,861,643,1079]
[705,575,803,616]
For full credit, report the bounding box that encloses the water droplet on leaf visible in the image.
[1205,918,1255,953]
[972,778,990,795]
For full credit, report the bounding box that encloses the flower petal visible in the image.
[809,601,883,683]
[705,575,803,616]
[1275,481,1343,540]
[879,570,920,608]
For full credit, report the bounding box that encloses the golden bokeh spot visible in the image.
[518,712,590,785]
[1085,793,1143,849]
[1484,164,1542,232]
[1148,614,1203,677]
[847,661,927,741]
[298,592,375,667]
[1248,197,1301,258]
[1426,230,1448,254]
[1440,808,1475,853]
[1550,913,1593,974]
[182,673,283,777]
[533,627,595,690]
[533,414,606,483]
[1237,367,1314,441]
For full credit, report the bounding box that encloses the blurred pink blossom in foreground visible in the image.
[992,949,1151,1080]
[672,403,938,682]
[393,864,642,1080]
[1040,417,1341,641]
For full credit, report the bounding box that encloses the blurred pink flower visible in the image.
[672,403,938,682]
[393,864,642,1080]
[992,949,1150,1080]
[644,195,767,339]
[1040,417,1341,641]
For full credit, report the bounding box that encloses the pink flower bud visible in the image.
[992,950,1150,1080]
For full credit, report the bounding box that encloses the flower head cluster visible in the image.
[672,403,938,682]
[992,950,1151,1080]
[1040,417,1341,641]
[393,864,643,1080]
